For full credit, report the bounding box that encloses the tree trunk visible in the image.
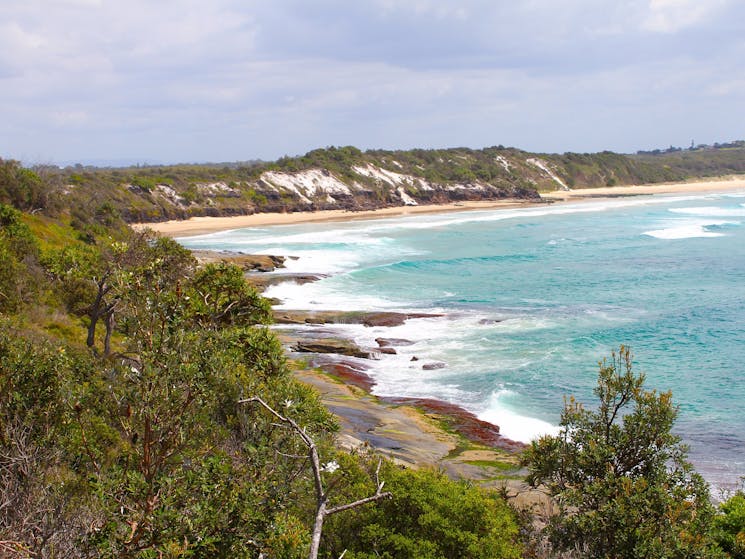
[86,278,107,349]
[103,311,114,356]
[308,500,327,559]
[86,314,99,348]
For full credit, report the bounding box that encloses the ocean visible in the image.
[179,190,745,493]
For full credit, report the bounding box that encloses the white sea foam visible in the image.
[479,389,560,442]
[180,193,724,255]
[266,280,404,310]
[351,195,711,234]
[270,249,368,275]
[670,206,745,217]
[643,220,736,239]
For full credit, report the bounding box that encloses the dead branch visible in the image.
[239,397,391,559]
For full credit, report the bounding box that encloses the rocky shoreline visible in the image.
[191,249,526,479]
[276,312,525,455]
[191,250,529,481]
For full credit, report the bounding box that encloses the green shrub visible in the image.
[713,492,745,558]
[324,461,521,559]
[523,347,717,558]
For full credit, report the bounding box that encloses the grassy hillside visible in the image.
[3,143,744,225]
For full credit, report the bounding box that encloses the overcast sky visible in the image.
[2,0,744,165]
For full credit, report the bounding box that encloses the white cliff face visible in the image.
[495,155,512,173]
[526,158,570,190]
[397,186,418,206]
[261,169,357,204]
[352,164,434,192]
[155,184,187,204]
[184,162,529,211]
[198,182,240,196]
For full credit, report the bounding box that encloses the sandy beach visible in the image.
[541,175,745,201]
[132,200,531,237]
[132,176,745,238]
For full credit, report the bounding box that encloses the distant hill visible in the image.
[3,143,745,224]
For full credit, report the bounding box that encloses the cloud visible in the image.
[642,0,729,33]
[1,0,744,163]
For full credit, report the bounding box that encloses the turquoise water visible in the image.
[180,191,745,491]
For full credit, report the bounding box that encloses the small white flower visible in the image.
[322,460,340,474]
[283,399,294,409]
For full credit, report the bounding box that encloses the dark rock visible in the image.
[410,356,419,362]
[307,356,376,391]
[273,314,305,325]
[422,362,446,370]
[271,310,441,327]
[376,337,414,347]
[192,250,286,272]
[251,273,327,292]
[362,312,443,327]
[294,338,372,359]
[379,347,397,355]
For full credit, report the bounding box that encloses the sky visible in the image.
[1,0,744,166]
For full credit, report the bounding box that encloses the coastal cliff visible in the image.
[26,142,745,224]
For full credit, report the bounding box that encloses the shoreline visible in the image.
[133,199,536,237]
[133,175,745,238]
[294,366,529,490]
[541,175,745,201]
[181,178,745,484]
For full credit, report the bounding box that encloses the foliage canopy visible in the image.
[524,346,717,558]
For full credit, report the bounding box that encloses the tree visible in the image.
[523,346,716,558]
[240,397,391,559]
[322,461,522,559]
[0,204,41,313]
[0,160,47,212]
[712,491,745,558]
[185,262,271,329]
[81,241,338,557]
[0,322,101,558]
[45,230,195,355]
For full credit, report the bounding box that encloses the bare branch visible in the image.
[325,491,392,516]
[239,397,392,559]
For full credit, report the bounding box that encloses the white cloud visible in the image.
[643,0,728,33]
[51,110,90,127]
[1,1,744,163]
[374,0,469,20]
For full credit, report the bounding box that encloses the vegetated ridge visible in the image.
[15,142,745,224]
